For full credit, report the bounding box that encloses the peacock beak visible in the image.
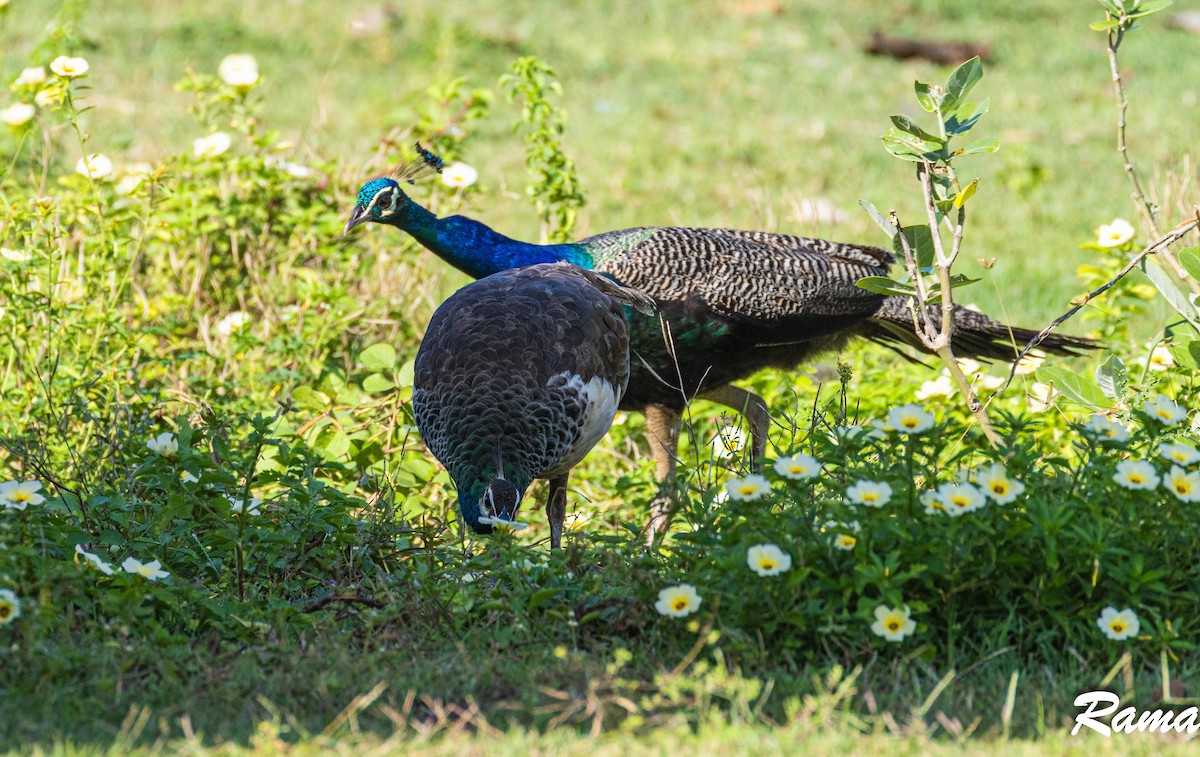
[343,205,369,236]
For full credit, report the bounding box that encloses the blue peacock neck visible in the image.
[387,202,593,279]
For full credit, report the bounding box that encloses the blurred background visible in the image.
[3,0,1198,330]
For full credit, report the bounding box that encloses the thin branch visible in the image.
[1105,20,1160,236]
[1003,215,1200,391]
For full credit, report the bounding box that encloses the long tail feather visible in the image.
[860,296,1100,360]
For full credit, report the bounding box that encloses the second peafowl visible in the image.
[348,148,1097,536]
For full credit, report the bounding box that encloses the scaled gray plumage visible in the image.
[413,263,648,548]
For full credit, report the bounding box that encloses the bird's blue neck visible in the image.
[388,203,592,279]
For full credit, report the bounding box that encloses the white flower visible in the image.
[974,372,1005,392]
[1096,218,1136,248]
[833,533,857,550]
[50,56,90,79]
[956,358,981,376]
[1159,441,1200,467]
[193,132,232,158]
[0,479,46,510]
[871,604,916,642]
[75,154,113,180]
[746,544,792,576]
[1142,394,1187,427]
[1164,466,1200,503]
[35,87,62,108]
[146,431,179,457]
[1146,343,1174,372]
[773,453,820,480]
[218,54,260,87]
[227,495,263,516]
[846,479,892,507]
[1083,415,1130,443]
[711,425,746,459]
[1026,381,1058,413]
[215,310,250,336]
[937,481,986,516]
[725,473,771,502]
[915,374,955,400]
[1112,460,1159,491]
[655,584,702,618]
[14,67,47,88]
[180,470,200,484]
[0,589,20,625]
[74,544,114,575]
[885,404,935,434]
[441,162,478,189]
[920,489,948,516]
[1014,350,1045,376]
[1,247,31,262]
[121,557,169,581]
[1097,606,1140,641]
[0,102,35,127]
[974,463,1025,505]
[115,163,153,196]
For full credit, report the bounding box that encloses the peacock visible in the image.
[413,262,653,549]
[348,147,1098,535]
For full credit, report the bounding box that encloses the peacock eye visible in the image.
[378,191,394,211]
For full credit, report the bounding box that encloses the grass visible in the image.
[2,1,1199,754]
[2,0,1197,328]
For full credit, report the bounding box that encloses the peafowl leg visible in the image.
[546,472,569,550]
[645,403,682,543]
[698,384,770,472]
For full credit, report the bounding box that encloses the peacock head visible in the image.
[343,177,410,234]
[460,478,525,534]
[343,142,445,235]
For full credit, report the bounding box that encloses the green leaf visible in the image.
[1127,0,1172,19]
[1169,339,1200,369]
[1142,257,1200,329]
[942,56,983,114]
[858,199,896,238]
[889,114,941,142]
[914,81,937,112]
[955,138,1000,158]
[1089,18,1122,30]
[290,386,330,412]
[953,179,979,208]
[359,343,397,372]
[881,128,943,162]
[1038,366,1111,410]
[856,276,916,297]
[362,373,395,393]
[1095,354,1127,400]
[945,99,990,136]
[1178,247,1200,281]
[314,427,351,459]
[893,224,936,269]
[528,587,560,611]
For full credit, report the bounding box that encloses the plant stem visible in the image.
[1104,24,1160,237]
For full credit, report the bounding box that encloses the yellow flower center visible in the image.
[1175,481,1191,495]
[1110,621,1126,634]
[0,603,11,620]
[930,501,945,510]
[1154,409,1171,419]
[738,485,758,496]
[951,496,971,507]
[902,418,919,428]
[991,482,1008,495]
[759,559,776,570]
[671,597,689,612]
[885,619,901,632]
[12,492,30,502]
[861,492,878,503]
[839,536,856,548]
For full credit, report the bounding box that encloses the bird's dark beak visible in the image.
[343,205,368,236]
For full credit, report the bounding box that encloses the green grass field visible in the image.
[2,1,1199,754]
[3,0,1196,325]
